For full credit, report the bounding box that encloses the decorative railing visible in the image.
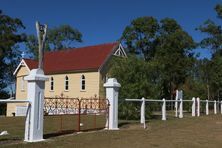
[44,97,109,115]
[44,97,110,132]
[44,98,80,115]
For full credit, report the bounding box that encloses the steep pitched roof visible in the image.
[24,59,38,70]
[16,42,120,75]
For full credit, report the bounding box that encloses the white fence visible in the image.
[0,99,30,115]
[125,97,222,128]
[0,99,30,137]
[0,99,30,116]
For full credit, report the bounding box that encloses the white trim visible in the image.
[113,43,127,57]
[120,43,127,57]
[0,100,29,103]
[13,59,31,75]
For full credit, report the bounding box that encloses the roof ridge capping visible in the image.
[22,58,37,62]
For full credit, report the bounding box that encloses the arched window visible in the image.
[65,76,69,91]
[81,75,85,90]
[50,77,54,91]
[21,77,25,91]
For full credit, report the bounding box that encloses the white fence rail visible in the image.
[0,99,29,103]
[0,99,30,116]
[125,97,222,128]
[0,99,30,137]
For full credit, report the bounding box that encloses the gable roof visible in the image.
[24,59,38,70]
[14,42,122,75]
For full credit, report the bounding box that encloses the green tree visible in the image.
[121,16,159,61]
[26,25,82,58]
[182,58,211,100]
[208,55,222,98]
[5,45,22,96]
[110,55,159,99]
[215,4,222,18]
[121,17,195,99]
[198,3,222,99]
[0,10,25,97]
[198,4,222,54]
[109,55,160,119]
[154,18,196,99]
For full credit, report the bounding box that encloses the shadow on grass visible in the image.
[118,120,142,128]
[150,115,162,119]
[44,127,106,139]
[44,130,77,139]
[118,122,131,128]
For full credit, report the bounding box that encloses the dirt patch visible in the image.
[215,121,222,124]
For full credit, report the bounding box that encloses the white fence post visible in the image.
[206,100,209,115]
[179,99,183,118]
[140,97,145,124]
[24,69,48,142]
[175,90,178,117]
[221,101,222,114]
[104,78,121,130]
[197,97,200,117]
[192,97,196,117]
[162,98,166,120]
[214,100,217,114]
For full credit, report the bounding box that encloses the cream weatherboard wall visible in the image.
[45,72,100,98]
[7,65,102,116]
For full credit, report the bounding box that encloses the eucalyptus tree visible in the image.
[198,4,222,98]
[198,4,222,55]
[0,10,26,97]
[26,25,82,58]
[121,16,159,61]
[120,17,195,99]
[154,18,196,99]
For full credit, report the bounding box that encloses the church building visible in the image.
[7,42,126,116]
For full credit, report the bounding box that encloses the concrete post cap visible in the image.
[104,78,121,88]
[24,68,49,81]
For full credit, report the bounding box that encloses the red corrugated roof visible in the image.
[23,42,118,74]
[23,59,38,70]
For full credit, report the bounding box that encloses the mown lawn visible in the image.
[0,114,106,144]
[1,114,222,148]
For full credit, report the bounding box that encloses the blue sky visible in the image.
[1,0,222,59]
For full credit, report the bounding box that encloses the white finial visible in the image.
[21,52,25,58]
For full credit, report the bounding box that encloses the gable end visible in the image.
[13,59,31,76]
[113,44,127,57]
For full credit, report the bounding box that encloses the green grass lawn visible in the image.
[1,114,222,148]
[0,114,106,143]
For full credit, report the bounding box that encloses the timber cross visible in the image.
[36,21,47,69]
